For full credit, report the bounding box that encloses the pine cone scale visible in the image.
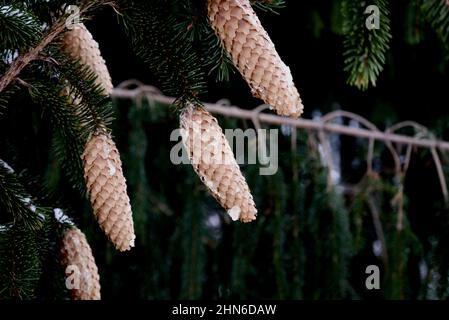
[82,132,136,251]
[61,24,113,95]
[180,105,257,223]
[60,227,101,300]
[208,0,304,117]
[61,23,135,251]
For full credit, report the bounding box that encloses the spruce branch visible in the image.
[0,17,66,93]
[422,0,449,45]
[49,48,114,136]
[24,46,115,191]
[205,34,235,82]
[201,23,235,82]
[0,3,42,52]
[0,161,43,230]
[342,0,392,90]
[170,0,206,42]
[251,0,285,14]
[331,0,345,35]
[0,207,54,300]
[0,0,114,93]
[0,224,41,299]
[27,78,86,192]
[405,0,425,45]
[179,183,206,299]
[169,0,235,83]
[117,0,206,106]
[0,83,19,115]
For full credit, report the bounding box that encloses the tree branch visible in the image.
[0,18,66,93]
[0,0,114,93]
[111,83,449,153]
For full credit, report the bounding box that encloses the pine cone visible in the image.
[61,23,113,95]
[82,132,136,251]
[60,227,101,300]
[207,0,303,117]
[62,23,134,251]
[180,105,257,222]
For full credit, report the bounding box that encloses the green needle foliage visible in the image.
[299,147,353,299]
[251,0,286,14]
[2,0,449,301]
[404,0,425,45]
[179,190,207,299]
[0,2,41,54]
[0,161,62,300]
[342,0,392,90]
[203,31,235,83]
[25,48,114,192]
[0,84,19,115]
[422,0,449,46]
[0,0,122,300]
[0,163,43,230]
[0,223,42,299]
[117,0,206,106]
[169,0,236,83]
[28,79,86,192]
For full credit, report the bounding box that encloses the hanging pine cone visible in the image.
[60,227,101,300]
[207,0,303,118]
[180,105,257,222]
[61,23,135,251]
[82,131,136,251]
[61,23,113,95]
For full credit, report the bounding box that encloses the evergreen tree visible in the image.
[1,0,449,300]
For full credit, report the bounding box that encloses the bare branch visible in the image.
[111,83,449,154]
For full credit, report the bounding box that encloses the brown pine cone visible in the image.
[61,23,113,95]
[62,23,134,251]
[208,0,303,117]
[180,105,257,222]
[60,227,101,300]
[82,131,136,251]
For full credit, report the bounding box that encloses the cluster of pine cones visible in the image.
[57,0,303,300]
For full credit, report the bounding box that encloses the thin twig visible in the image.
[321,110,379,132]
[0,19,67,92]
[386,123,448,203]
[387,121,428,135]
[367,138,375,173]
[391,185,405,231]
[250,104,270,132]
[367,195,389,267]
[385,125,428,233]
[317,129,335,189]
[0,0,111,93]
[111,84,449,153]
[320,110,383,175]
[291,127,297,153]
[116,79,145,89]
[385,121,430,174]
[431,147,449,203]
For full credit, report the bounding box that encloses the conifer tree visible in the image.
[2,0,449,301]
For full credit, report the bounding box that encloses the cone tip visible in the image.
[227,206,241,221]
